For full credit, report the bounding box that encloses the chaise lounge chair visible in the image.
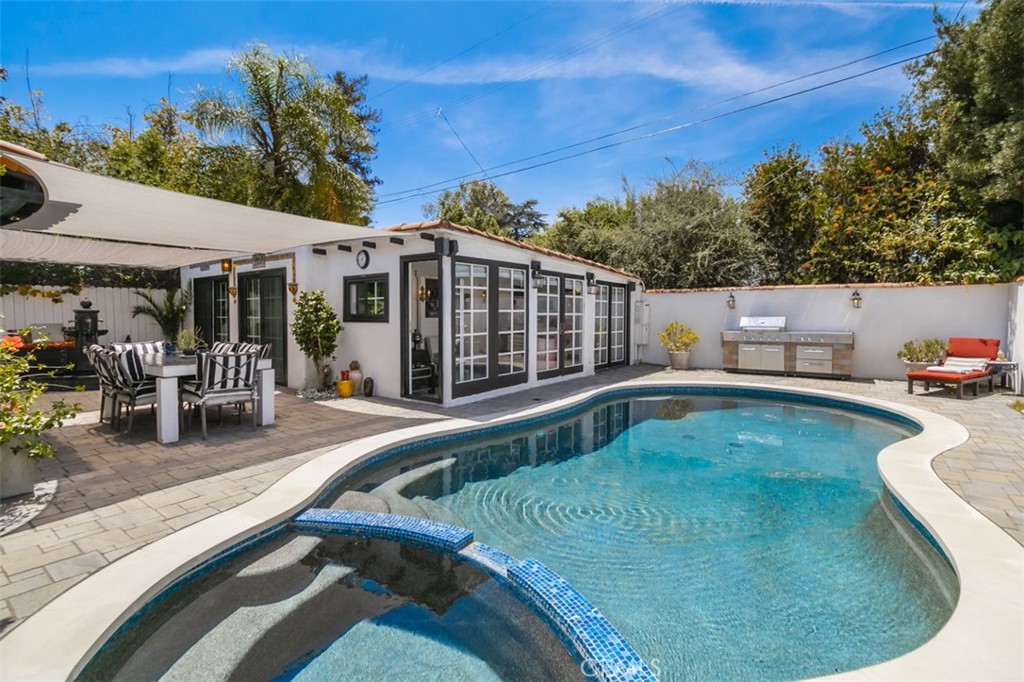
[906,337,999,399]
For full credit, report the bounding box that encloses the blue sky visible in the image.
[1,1,977,229]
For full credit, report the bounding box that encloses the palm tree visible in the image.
[130,289,192,341]
[189,43,375,224]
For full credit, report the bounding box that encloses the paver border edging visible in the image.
[0,380,1020,681]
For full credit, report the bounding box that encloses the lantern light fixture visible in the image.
[220,258,232,273]
[727,293,736,309]
[530,260,543,290]
[585,272,598,295]
[850,290,863,309]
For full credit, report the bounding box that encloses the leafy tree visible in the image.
[190,43,377,224]
[290,290,342,390]
[330,71,382,193]
[803,109,998,283]
[423,180,546,240]
[907,0,1023,277]
[614,162,764,289]
[742,144,818,284]
[530,197,628,265]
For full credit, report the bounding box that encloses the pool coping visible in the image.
[1,380,1021,681]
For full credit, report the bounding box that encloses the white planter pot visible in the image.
[668,350,691,370]
[1,440,38,499]
[903,361,931,372]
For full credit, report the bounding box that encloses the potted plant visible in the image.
[896,338,947,371]
[176,327,207,356]
[1,329,80,499]
[658,322,700,370]
[130,288,193,348]
[291,290,342,391]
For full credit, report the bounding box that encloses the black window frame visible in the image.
[343,273,390,323]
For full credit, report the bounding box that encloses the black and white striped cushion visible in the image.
[115,348,147,384]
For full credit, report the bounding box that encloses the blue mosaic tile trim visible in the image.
[292,508,473,553]
[508,559,657,682]
[457,542,518,578]
[884,488,952,567]
[313,384,920,507]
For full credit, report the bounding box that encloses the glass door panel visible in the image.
[536,275,560,374]
[594,284,609,367]
[610,285,626,364]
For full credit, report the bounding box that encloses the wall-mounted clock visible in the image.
[356,249,370,269]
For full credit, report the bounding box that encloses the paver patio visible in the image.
[1,365,1022,640]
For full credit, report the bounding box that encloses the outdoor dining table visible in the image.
[141,353,276,444]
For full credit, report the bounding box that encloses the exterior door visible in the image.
[537,273,584,379]
[594,283,627,368]
[239,269,287,384]
[192,276,229,347]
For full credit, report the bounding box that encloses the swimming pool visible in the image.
[80,389,958,681]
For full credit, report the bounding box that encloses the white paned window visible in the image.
[594,284,609,366]
[498,267,527,376]
[610,286,626,363]
[455,263,489,383]
[563,277,584,368]
[536,274,560,373]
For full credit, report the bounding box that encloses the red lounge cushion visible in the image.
[907,369,991,382]
[947,337,1000,360]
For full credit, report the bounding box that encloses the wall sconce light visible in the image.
[288,282,299,301]
[727,293,736,309]
[227,286,237,300]
[585,272,598,295]
[850,290,862,309]
[220,258,232,273]
[418,285,431,302]
[530,260,543,289]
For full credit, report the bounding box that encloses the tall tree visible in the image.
[803,109,998,283]
[742,144,818,284]
[907,0,1023,277]
[423,180,545,240]
[530,197,628,266]
[614,162,764,289]
[190,43,377,224]
[330,71,381,193]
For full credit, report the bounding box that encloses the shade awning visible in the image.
[1,144,380,267]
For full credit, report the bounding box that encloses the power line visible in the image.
[376,39,935,202]
[376,50,936,207]
[370,3,554,102]
[436,107,492,182]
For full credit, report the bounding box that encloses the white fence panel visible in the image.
[0,286,166,345]
[643,282,1018,381]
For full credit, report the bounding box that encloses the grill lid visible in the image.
[739,316,787,331]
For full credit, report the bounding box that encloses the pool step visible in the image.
[413,496,467,528]
[330,490,391,515]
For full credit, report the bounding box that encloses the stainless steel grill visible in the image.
[721,315,854,376]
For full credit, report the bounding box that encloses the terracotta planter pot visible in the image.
[668,350,691,370]
[1,440,38,499]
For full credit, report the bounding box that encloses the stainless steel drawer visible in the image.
[796,345,833,360]
[761,344,785,372]
[797,359,833,374]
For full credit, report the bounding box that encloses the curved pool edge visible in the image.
[1,380,1021,682]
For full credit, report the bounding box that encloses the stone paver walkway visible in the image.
[1,366,1021,639]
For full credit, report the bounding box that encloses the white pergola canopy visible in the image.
[1,143,379,269]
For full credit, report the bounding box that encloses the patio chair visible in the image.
[907,337,999,399]
[85,344,119,426]
[180,350,258,440]
[110,347,158,438]
[411,346,437,393]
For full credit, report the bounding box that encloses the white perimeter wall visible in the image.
[0,286,165,344]
[643,283,1020,382]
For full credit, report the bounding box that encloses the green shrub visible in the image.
[291,290,342,390]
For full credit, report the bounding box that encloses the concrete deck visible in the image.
[2,365,1022,641]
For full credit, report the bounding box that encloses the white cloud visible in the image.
[32,47,234,78]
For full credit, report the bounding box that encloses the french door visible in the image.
[594,283,627,368]
[238,269,287,384]
[192,276,229,347]
[536,273,585,379]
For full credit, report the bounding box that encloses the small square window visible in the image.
[343,274,388,322]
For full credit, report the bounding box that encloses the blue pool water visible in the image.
[409,397,956,680]
[81,392,958,682]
